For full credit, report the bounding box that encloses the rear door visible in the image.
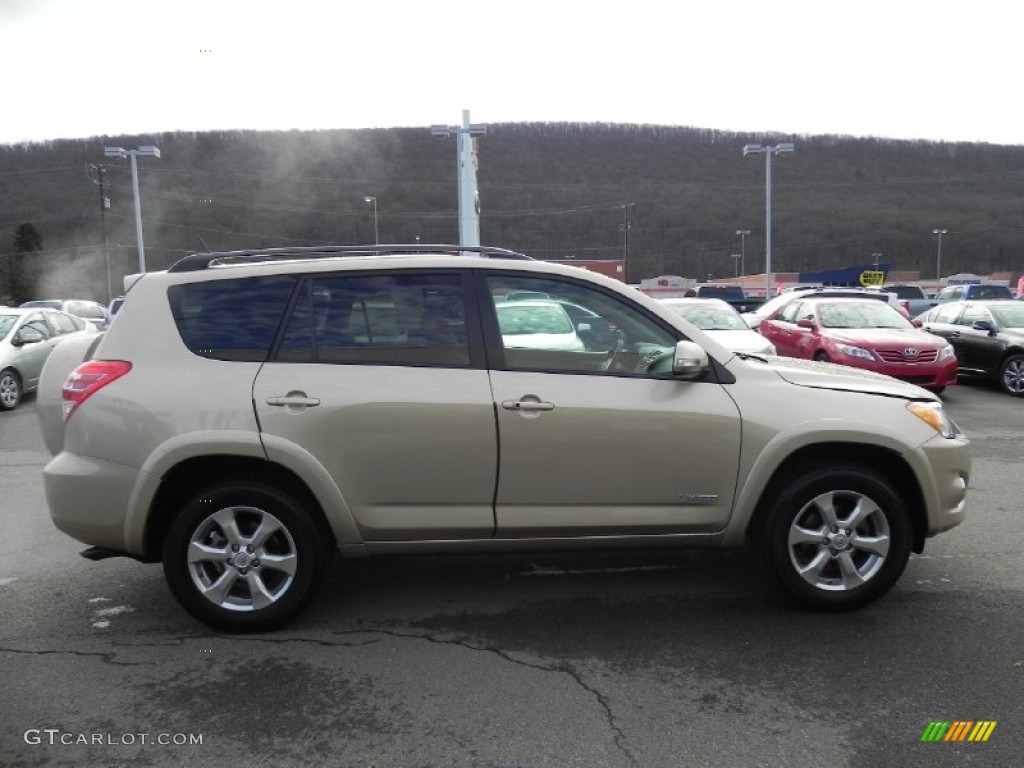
[480,272,742,537]
[253,270,498,541]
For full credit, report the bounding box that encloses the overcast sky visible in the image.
[2,0,1021,146]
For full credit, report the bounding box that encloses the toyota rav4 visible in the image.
[38,245,971,632]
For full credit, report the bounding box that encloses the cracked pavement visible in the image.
[2,385,1023,768]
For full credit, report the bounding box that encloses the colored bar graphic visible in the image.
[921,720,996,742]
[945,721,973,741]
[968,722,997,742]
[922,722,949,741]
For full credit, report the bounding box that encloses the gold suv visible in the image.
[38,245,971,632]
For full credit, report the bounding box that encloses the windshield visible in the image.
[496,304,573,335]
[817,302,910,329]
[0,315,17,339]
[668,304,748,330]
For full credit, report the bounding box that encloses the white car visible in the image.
[495,300,585,351]
[660,298,776,356]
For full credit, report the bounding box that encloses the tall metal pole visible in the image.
[764,151,773,298]
[736,229,750,279]
[431,111,486,248]
[129,152,146,274]
[933,229,947,288]
[743,144,793,298]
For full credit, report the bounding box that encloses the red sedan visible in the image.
[759,297,959,393]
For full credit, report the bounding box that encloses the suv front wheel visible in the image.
[763,463,911,610]
[162,482,328,632]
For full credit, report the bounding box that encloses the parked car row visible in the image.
[736,288,1024,398]
[19,298,110,330]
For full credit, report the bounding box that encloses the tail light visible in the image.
[62,361,132,420]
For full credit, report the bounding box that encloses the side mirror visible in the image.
[796,318,816,330]
[972,320,996,334]
[672,340,709,379]
[14,327,45,346]
[912,319,923,328]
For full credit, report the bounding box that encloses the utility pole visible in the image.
[622,203,634,265]
[90,164,113,303]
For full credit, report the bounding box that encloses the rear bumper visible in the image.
[44,452,141,553]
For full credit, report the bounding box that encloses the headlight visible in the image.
[836,343,875,361]
[939,344,956,361]
[907,401,959,438]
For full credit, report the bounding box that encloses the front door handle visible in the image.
[266,392,321,409]
[501,398,555,412]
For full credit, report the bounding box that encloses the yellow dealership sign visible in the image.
[859,270,885,287]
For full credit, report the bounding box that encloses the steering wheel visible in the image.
[600,337,626,372]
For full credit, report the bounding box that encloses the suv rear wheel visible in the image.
[162,482,328,632]
[763,463,911,610]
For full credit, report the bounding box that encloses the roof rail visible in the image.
[167,244,533,273]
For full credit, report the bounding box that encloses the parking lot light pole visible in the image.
[933,229,947,289]
[735,229,750,279]
[742,144,794,297]
[363,196,379,245]
[104,145,160,273]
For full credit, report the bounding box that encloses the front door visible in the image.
[481,273,742,537]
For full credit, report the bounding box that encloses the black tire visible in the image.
[926,386,946,395]
[999,353,1024,397]
[813,351,830,363]
[0,368,22,411]
[761,463,911,611]
[162,482,328,632]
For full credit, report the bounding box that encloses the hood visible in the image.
[763,355,937,400]
[824,327,946,348]
[705,328,776,355]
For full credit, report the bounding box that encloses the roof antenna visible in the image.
[197,235,213,253]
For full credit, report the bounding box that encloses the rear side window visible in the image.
[169,275,298,361]
[274,272,470,367]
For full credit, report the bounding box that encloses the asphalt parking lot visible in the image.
[0,381,1021,768]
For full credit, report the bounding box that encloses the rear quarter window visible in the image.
[168,275,298,361]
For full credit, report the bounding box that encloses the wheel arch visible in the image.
[144,456,338,560]
[745,442,928,553]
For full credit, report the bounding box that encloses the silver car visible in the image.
[659,297,777,356]
[0,307,98,410]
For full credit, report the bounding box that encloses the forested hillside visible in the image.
[1,123,1022,302]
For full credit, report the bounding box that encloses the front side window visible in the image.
[275,272,471,367]
[485,274,676,375]
[958,305,992,327]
